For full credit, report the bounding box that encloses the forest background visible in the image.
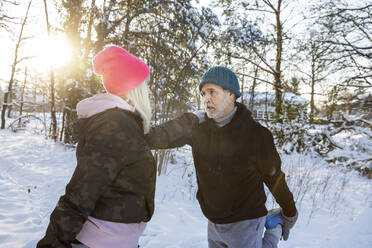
[0,0,371,192]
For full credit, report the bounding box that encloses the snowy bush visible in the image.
[268,113,372,178]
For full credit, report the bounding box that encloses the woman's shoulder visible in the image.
[88,108,143,134]
[103,108,140,122]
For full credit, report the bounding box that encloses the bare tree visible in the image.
[1,0,32,129]
[215,0,296,121]
[18,66,27,127]
[314,1,372,88]
[54,0,220,145]
[43,0,57,141]
[248,66,259,112]
[291,28,336,123]
[0,0,18,32]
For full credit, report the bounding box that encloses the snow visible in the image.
[0,129,371,248]
[85,69,93,78]
[357,93,371,100]
[243,92,309,104]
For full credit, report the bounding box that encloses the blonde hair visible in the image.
[123,77,152,134]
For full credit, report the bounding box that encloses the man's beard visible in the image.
[204,98,231,120]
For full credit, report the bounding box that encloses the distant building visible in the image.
[241,91,309,121]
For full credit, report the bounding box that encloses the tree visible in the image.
[282,77,300,95]
[101,1,219,119]
[78,0,220,174]
[43,0,58,141]
[322,85,345,122]
[247,65,260,111]
[18,66,27,127]
[290,27,337,123]
[57,0,85,143]
[214,0,297,121]
[206,1,271,114]
[314,0,372,88]
[0,83,3,106]
[1,0,33,129]
[0,0,18,32]
[51,0,220,144]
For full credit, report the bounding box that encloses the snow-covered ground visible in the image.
[0,129,371,248]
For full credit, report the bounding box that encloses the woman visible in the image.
[37,46,156,248]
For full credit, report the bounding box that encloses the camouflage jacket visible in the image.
[37,108,156,247]
[146,102,296,224]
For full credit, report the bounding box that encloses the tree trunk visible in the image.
[249,65,259,112]
[63,108,72,143]
[83,0,96,60]
[43,0,57,141]
[60,108,66,142]
[6,91,13,118]
[60,0,84,144]
[1,0,32,129]
[1,91,9,129]
[18,67,27,127]
[274,0,283,121]
[310,57,316,124]
[240,73,245,104]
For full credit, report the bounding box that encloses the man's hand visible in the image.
[282,210,298,241]
[192,111,206,124]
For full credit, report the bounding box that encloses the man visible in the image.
[146,66,298,248]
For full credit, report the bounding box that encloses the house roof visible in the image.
[241,91,309,104]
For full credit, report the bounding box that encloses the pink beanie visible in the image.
[93,46,150,96]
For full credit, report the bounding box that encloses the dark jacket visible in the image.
[37,108,156,247]
[146,102,296,224]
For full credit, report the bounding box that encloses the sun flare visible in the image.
[34,35,72,68]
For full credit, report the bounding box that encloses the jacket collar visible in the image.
[203,102,253,130]
[76,93,135,119]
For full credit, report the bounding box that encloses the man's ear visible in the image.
[229,91,236,101]
[224,89,236,100]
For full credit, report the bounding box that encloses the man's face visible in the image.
[201,83,235,119]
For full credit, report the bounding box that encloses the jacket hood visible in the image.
[76,93,135,119]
